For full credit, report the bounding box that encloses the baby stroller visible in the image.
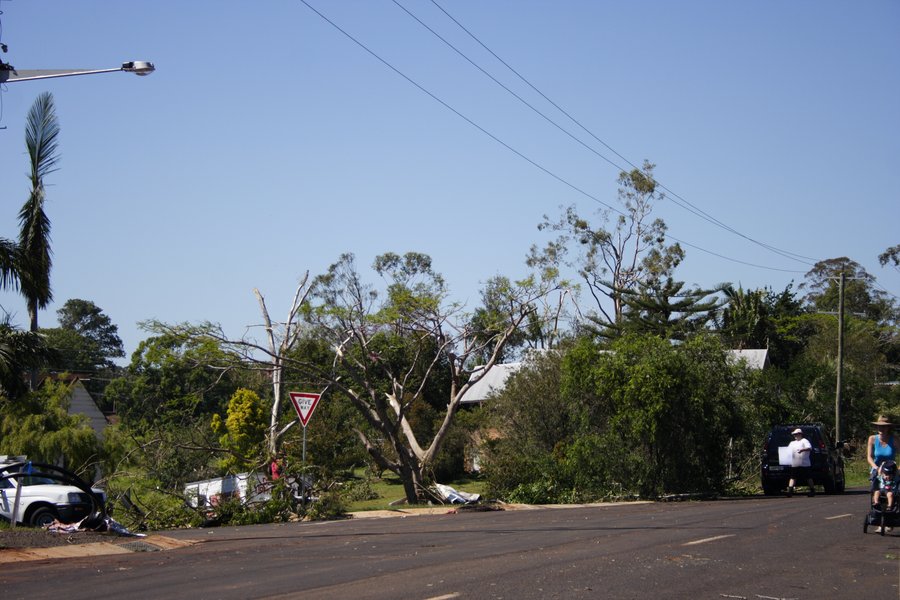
[864,460,900,536]
[864,500,900,535]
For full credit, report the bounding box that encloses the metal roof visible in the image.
[728,348,770,370]
[459,362,524,404]
[459,348,769,404]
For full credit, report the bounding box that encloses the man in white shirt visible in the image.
[787,428,815,497]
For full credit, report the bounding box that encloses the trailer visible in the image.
[183,472,271,509]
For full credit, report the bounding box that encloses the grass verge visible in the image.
[845,454,872,488]
[343,471,487,512]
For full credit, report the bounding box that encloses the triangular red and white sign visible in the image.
[289,392,321,427]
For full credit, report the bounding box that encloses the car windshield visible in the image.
[0,471,58,486]
[18,475,58,486]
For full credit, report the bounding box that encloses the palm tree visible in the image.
[0,317,52,400]
[18,91,60,334]
[718,285,769,349]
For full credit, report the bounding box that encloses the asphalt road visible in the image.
[1,489,897,599]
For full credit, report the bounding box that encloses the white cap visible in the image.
[791,428,803,435]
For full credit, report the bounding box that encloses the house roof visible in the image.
[459,347,769,405]
[459,362,524,405]
[728,348,770,370]
[66,380,109,439]
[42,375,109,439]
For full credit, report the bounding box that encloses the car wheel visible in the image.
[29,506,59,528]
[762,482,779,496]
[823,474,836,494]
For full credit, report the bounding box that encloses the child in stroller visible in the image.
[875,460,899,510]
[865,460,900,535]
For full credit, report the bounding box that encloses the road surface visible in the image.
[1,489,897,599]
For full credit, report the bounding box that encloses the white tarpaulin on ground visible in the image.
[433,483,480,504]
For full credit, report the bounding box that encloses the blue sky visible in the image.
[0,1,897,362]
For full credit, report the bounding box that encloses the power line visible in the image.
[390,0,626,176]
[298,0,621,217]
[670,236,805,274]
[424,0,818,267]
[299,0,812,275]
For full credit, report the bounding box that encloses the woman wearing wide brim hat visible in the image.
[867,415,896,488]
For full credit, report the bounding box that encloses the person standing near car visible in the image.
[867,415,896,489]
[787,428,815,497]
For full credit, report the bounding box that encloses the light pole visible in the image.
[0,61,155,84]
[835,272,844,444]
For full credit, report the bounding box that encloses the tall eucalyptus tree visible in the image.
[536,162,683,325]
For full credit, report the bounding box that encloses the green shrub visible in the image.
[483,335,758,501]
[340,477,379,503]
[506,479,559,504]
[304,490,347,520]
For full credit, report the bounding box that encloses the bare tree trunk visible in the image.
[28,304,39,390]
[254,273,310,457]
[398,461,425,505]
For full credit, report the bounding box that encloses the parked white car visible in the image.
[0,456,106,528]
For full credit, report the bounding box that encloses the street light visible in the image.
[0,61,155,84]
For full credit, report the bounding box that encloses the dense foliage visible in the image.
[0,379,100,478]
[0,134,895,526]
[103,331,245,427]
[482,336,750,501]
[41,299,125,373]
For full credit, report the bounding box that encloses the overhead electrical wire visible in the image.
[424,1,900,295]
[669,237,808,273]
[299,0,808,274]
[390,1,627,176]
[397,0,814,273]
[298,0,621,216]
[423,0,818,267]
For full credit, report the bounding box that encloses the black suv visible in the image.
[760,424,845,495]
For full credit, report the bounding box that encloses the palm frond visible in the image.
[0,238,21,291]
[25,91,61,184]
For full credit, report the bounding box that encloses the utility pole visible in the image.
[835,272,845,442]
[821,271,865,443]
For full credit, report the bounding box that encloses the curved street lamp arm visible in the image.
[0,61,155,84]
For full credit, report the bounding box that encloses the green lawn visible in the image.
[844,455,872,488]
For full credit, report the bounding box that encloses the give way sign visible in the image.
[289,392,321,427]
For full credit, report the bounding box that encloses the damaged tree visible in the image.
[537,161,682,326]
[253,272,311,456]
[174,253,554,504]
[297,252,551,504]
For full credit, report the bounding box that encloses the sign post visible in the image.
[289,392,322,464]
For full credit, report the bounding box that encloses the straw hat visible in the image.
[872,415,894,427]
